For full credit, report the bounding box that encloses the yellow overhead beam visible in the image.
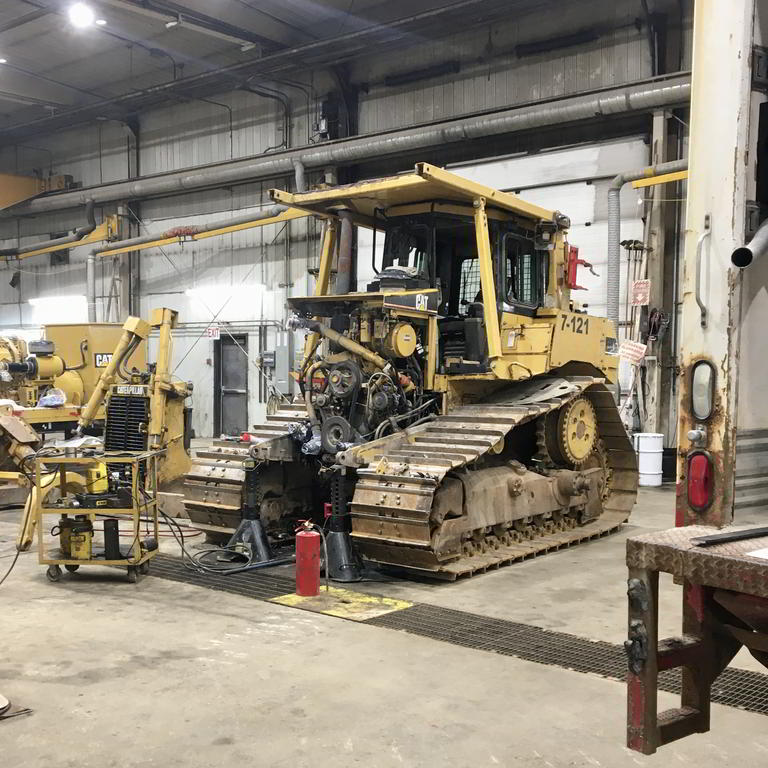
[631,170,689,189]
[96,207,310,257]
[10,216,119,261]
[0,173,70,211]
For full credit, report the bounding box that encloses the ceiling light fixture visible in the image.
[68,3,95,29]
[95,18,107,26]
[165,15,181,29]
[0,58,7,64]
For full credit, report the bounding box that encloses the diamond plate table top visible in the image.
[627,525,768,598]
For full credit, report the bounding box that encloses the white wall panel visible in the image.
[449,139,649,319]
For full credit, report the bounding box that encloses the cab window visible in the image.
[458,258,481,315]
[504,233,544,308]
[382,225,430,274]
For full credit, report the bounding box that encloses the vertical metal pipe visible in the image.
[607,185,622,334]
[292,158,307,192]
[86,252,97,322]
[335,211,354,294]
[607,159,688,336]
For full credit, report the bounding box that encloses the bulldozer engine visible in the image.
[182,163,637,578]
[288,314,429,456]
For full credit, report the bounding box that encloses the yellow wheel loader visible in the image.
[184,163,638,579]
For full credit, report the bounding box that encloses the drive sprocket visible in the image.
[557,397,597,466]
[538,396,597,468]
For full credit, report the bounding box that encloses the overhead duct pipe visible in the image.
[4,75,691,218]
[88,161,309,317]
[606,159,688,334]
[732,219,768,267]
[0,199,95,256]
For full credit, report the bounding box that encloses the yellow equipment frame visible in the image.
[3,215,119,262]
[96,208,309,257]
[35,450,160,579]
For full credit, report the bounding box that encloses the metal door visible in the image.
[214,335,247,436]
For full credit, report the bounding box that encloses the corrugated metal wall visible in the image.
[356,0,653,133]
[0,0,690,435]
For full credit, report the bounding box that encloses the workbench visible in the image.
[625,525,768,754]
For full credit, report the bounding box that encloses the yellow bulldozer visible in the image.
[184,162,638,580]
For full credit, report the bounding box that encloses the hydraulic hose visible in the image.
[289,317,391,372]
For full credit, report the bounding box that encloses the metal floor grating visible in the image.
[151,554,295,601]
[368,604,768,716]
[150,555,768,716]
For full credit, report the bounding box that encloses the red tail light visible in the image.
[687,452,713,511]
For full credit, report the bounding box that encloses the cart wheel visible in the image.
[46,565,62,583]
[64,564,80,573]
[139,560,150,575]
[127,566,138,583]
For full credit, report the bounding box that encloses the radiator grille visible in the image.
[105,393,149,484]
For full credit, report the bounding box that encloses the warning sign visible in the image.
[631,279,651,306]
[619,340,647,364]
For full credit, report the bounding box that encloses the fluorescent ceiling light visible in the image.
[68,3,95,28]
[95,18,107,26]
[0,58,6,64]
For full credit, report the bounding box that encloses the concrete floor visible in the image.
[2,485,768,767]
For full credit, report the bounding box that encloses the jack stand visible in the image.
[223,458,272,563]
[226,518,272,562]
[326,469,363,582]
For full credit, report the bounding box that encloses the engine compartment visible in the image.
[290,305,435,458]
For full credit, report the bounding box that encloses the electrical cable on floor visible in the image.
[158,506,294,575]
[0,550,21,589]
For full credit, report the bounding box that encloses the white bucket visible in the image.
[633,432,664,487]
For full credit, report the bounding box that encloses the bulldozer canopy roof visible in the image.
[269,162,557,226]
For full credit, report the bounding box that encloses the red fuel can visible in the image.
[295,527,321,596]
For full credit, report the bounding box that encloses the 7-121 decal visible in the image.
[560,314,590,334]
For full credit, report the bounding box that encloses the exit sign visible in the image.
[206,325,220,340]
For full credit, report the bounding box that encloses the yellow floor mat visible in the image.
[271,586,411,621]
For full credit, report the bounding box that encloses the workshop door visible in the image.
[214,335,248,436]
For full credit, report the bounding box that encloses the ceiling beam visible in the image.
[0,0,525,139]
[98,0,270,52]
[0,8,50,34]
[0,67,82,107]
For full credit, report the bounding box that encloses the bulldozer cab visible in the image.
[272,162,616,387]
